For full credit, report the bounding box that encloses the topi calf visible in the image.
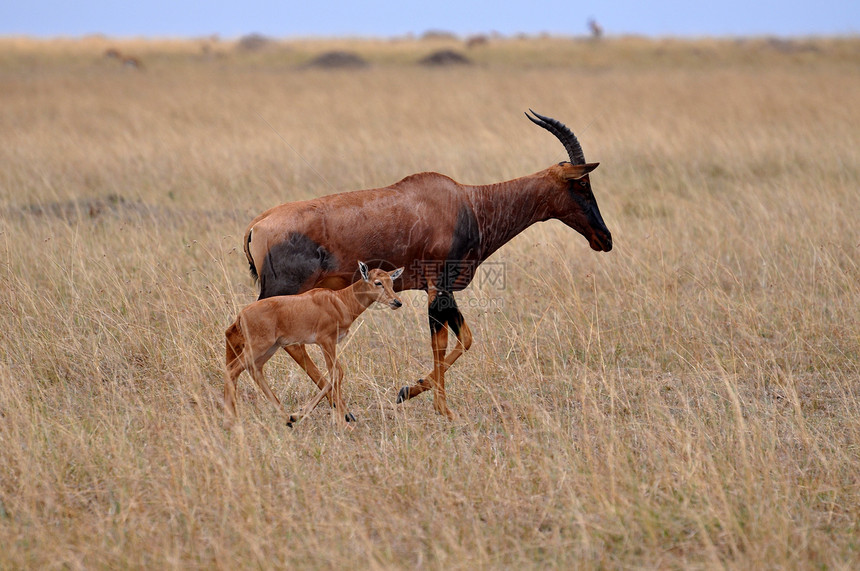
[224,262,404,427]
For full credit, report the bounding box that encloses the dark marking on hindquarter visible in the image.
[258,233,337,299]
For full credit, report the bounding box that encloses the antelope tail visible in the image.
[244,228,258,282]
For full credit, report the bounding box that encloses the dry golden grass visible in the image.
[0,36,858,568]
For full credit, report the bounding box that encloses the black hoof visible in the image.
[396,386,410,404]
[346,412,356,423]
[286,415,298,428]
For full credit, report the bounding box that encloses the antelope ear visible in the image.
[390,267,404,280]
[358,261,370,281]
[560,162,599,181]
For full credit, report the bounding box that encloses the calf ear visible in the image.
[358,261,370,281]
[390,267,404,280]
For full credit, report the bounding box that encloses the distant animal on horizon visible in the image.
[224,262,404,428]
[588,18,604,40]
[243,110,612,419]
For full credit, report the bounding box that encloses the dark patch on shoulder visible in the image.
[437,205,481,292]
[449,205,481,260]
[258,233,336,299]
[426,205,478,332]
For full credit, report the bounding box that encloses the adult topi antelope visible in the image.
[224,262,404,427]
[244,111,612,418]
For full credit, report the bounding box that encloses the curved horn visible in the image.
[525,109,586,165]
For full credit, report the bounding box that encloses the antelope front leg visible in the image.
[428,326,454,418]
[397,295,472,418]
[396,326,454,418]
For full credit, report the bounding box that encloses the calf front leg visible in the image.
[283,345,336,408]
[287,379,333,427]
[284,344,355,422]
[321,342,350,426]
[287,341,352,427]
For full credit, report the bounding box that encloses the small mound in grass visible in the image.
[419,49,472,66]
[305,51,369,69]
[236,33,272,51]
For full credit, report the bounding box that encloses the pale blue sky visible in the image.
[1,0,858,38]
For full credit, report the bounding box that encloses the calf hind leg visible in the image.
[223,360,244,426]
[248,354,286,414]
[224,326,246,425]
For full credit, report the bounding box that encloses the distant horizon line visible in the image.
[2,31,857,41]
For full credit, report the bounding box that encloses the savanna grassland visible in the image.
[0,35,858,569]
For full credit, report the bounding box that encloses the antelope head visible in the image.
[526,110,613,252]
[358,261,404,309]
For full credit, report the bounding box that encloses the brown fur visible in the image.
[224,264,403,427]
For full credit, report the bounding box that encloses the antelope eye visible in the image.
[580,180,588,187]
[375,281,383,287]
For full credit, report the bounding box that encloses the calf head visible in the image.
[358,261,404,309]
